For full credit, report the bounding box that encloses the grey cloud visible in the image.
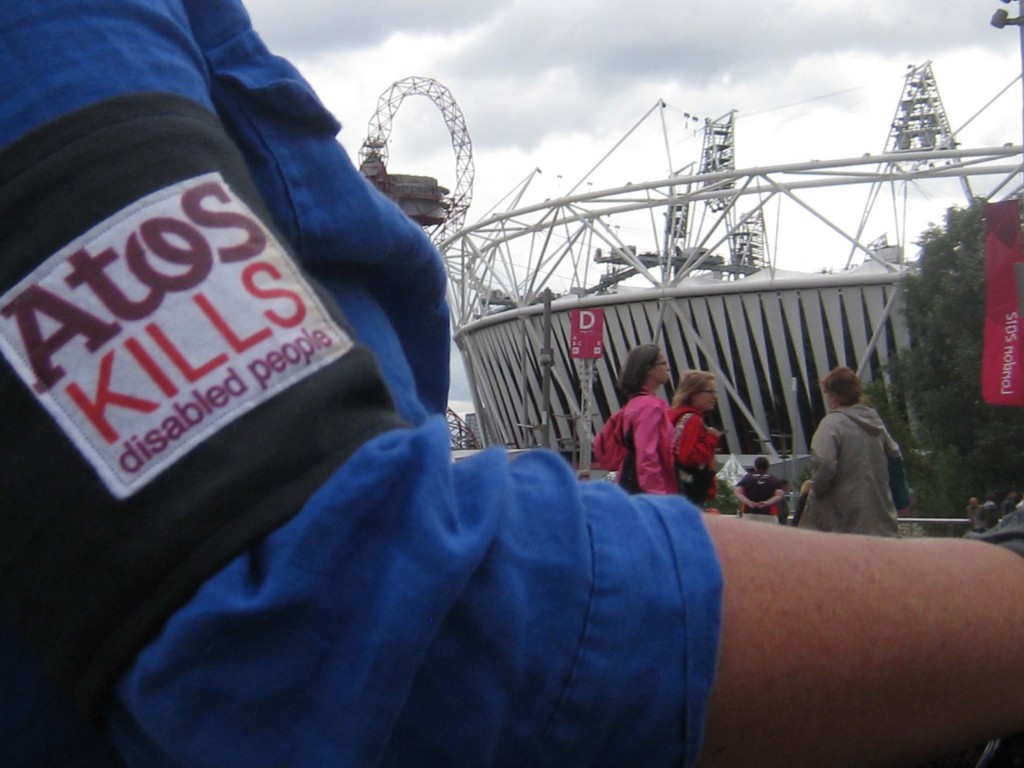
[240,0,1018,166]
[441,1,992,91]
[244,0,502,54]
[421,0,1005,154]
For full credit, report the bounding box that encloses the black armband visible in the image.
[0,93,405,718]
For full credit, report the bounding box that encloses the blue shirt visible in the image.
[0,2,723,766]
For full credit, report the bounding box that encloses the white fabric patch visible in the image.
[0,172,352,498]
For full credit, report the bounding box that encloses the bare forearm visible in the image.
[698,518,1024,767]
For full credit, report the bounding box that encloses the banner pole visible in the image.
[578,358,594,478]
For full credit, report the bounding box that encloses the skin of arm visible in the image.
[733,484,753,510]
[766,486,786,512]
[696,517,1024,767]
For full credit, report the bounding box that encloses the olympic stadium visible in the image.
[358,63,1024,467]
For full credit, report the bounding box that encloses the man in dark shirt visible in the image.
[734,456,787,524]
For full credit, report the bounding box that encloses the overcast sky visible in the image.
[240,0,1024,411]
[243,0,1021,192]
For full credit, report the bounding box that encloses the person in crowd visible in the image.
[669,370,724,506]
[993,500,1024,534]
[789,479,814,528]
[982,493,1001,531]
[605,344,678,494]
[734,456,788,523]
[966,496,987,534]
[8,5,1024,768]
[1002,490,1020,521]
[798,366,902,536]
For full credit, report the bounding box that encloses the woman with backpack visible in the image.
[669,370,725,507]
[599,344,678,494]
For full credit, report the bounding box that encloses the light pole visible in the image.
[992,0,1024,154]
[992,1,1024,319]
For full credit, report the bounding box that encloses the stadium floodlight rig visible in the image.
[596,109,766,288]
[844,61,971,268]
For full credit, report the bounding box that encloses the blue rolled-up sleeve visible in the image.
[384,448,723,767]
[109,419,722,767]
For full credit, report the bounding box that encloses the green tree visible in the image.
[710,479,740,515]
[892,201,1024,514]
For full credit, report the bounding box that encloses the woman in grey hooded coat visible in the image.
[800,366,901,536]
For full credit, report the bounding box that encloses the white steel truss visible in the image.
[437,63,1024,458]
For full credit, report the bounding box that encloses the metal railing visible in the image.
[896,517,973,539]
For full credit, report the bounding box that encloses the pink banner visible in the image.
[982,199,1024,405]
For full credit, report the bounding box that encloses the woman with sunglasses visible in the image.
[669,370,725,507]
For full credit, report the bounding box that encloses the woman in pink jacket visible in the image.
[613,344,679,494]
